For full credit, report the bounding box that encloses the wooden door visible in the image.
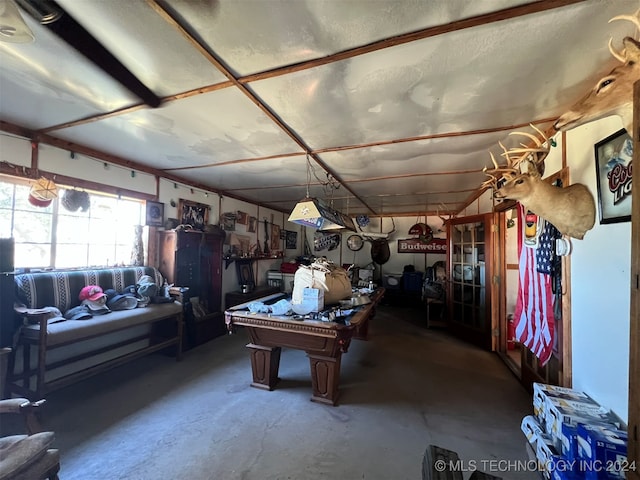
[447,213,495,350]
[201,229,224,313]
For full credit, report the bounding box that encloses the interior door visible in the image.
[492,169,572,391]
[447,213,495,350]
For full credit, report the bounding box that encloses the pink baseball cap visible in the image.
[79,285,106,302]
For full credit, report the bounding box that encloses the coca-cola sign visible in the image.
[397,238,447,253]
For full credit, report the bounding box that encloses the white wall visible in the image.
[563,117,631,422]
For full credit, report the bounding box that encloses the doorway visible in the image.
[493,169,573,390]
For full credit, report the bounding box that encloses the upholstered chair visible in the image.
[0,348,60,480]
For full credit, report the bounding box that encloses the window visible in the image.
[0,176,145,269]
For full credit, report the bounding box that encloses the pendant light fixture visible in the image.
[287,154,356,232]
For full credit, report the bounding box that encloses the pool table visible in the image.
[224,288,384,405]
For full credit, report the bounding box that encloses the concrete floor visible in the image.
[32,304,533,480]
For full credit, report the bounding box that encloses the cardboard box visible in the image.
[545,398,615,441]
[522,415,546,446]
[302,287,324,312]
[534,383,595,427]
[562,420,623,463]
[536,433,561,479]
[552,469,585,480]
[577,424,628,479]
[561,422,581,461]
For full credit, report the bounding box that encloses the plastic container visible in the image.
[402,271,424,292]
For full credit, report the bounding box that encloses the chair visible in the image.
[0,348,60,480]
[423,261,447,328]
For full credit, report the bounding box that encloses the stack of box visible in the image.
[521,383,627,480]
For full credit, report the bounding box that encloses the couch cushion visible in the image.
[15,267,163,311]
[0,432,55,480]
[21,302,182,346]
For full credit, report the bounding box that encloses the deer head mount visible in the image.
[554,9,640,133]
[483,125,595,240]
[359,218,396,265]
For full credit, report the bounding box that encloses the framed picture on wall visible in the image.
[236,211,248,225]
[248,216,257,233]
[221,212,236,231]
[285,230,297,250]
[178,199,209,231]
[145,200,164,227]
[235,259,255,288]
[270,224,280,251]
[594,128,633,224]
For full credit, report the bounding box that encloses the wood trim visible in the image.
[492,212,507,352]
[627,80,640,480]
[559,141,572,388]
[0,163,155,202]
[494,210,506,353]
[237,0,587,84]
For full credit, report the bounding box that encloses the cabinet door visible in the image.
[448,213,494,350]
[200,231,224,312]
[159,231,202,292]
[176,246,200,291]
[158,232,178,285]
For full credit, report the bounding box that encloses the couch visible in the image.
[7,266,183,400]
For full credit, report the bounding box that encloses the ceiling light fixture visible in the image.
[288,197,356,231]
[15,0,61,24]
[287,154,356,232]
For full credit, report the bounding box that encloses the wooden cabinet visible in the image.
[158,229,225,346]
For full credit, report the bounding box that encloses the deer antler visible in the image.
[608,9,640,62]
[503,123,551,176]
[482,146,520,191]
[436,203,452,232]
[437,203,449,222]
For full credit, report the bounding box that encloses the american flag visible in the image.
[513,204,555,366]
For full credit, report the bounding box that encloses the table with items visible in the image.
[224,288,385,405]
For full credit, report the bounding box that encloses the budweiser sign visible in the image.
[397,238,447,253]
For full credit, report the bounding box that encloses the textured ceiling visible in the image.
[0,0,638,216]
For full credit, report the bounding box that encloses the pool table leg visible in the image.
[308,353,342,406]
[247,343,281,390]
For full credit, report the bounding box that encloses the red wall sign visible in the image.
[397,238,447,253]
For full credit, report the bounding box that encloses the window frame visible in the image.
[0,174,148,270]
